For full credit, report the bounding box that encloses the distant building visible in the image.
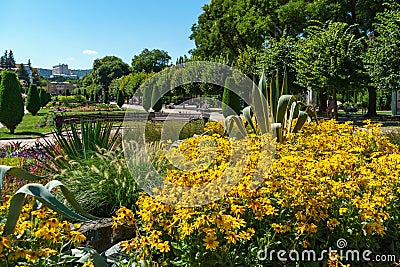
[47,81,76,95]
[53,64,70,75]
[51,64,78,80]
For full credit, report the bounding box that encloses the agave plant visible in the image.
[224,70,317,142]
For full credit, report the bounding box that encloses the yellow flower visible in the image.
[327,219,339,230]
[203,234,219,250]
[156,241,170,252]
[82,259,94,267]
[67,231,86,243]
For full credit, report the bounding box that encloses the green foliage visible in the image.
[26,83,41,116]
[116,89,124,108]
[294,21,365,93]
[58,95,87,106]
[142,86,152,112]
[190,0,281,60]
[41,120,121,170]
[0,70,24,134]
[151,86,162,112]
[364,2,400,92]
[225,71,317,143]
[131,48,171,73]
[92,56,130,90]
[54,148,139,217]
[222,77,241,117]
[0,166,99,235]
[103,90,109,104]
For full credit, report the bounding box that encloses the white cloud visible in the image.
[67,57,75,61]
[82,49,98,55]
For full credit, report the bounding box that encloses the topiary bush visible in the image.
[26,84,41,115]
[0,70,24,134]
[151,85,162,112]
[117,89,124,108]
[142,86,152,112]
[222,77,241,117]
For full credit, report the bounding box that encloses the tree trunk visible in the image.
[333,87,338,120]
[318,91,327,116]
[367,86,377,117]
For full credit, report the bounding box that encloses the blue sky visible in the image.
[0,0,209,69]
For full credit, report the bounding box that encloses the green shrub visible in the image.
[26,84,41,115]
[222,77,241,117]
[142,86,152,112]
[117,90,124,108]
[58,95,87,106]
[151,86,162,112]
[103,90,109,104]
[54,148,139,216]
[0,70,24,134]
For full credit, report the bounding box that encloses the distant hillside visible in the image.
[71,69,92,78]
[38,68,91,78]
[37,68,52,77]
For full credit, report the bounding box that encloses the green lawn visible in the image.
[0,109,54,139]
[0,108,144,139]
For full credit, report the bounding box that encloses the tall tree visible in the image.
[131,49,171,73]
[6,50,16,69]
[294,21,365,119]
[364,2,400,116]
[0,51,6,68]
[0,71,24,134]
[151,86,162,112]
[190,0,283,60]
[92,56,130,91]
[26,84,41,116]
[116,90,125,108]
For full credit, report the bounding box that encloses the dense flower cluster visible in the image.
[0,196,86,265]
[114,120,400,266]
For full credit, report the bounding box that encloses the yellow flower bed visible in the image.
[114,120,400,266]
[0,196,86,265]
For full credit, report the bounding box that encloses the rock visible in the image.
[79,218,135,253]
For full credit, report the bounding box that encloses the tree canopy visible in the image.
[92,56,130,91]
[364,2,400,92]
[131,48,171,73]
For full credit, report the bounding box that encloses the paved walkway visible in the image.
[123,103,225,121]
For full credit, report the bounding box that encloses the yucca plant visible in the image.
[41,120,122,170]
[224,70,317,143]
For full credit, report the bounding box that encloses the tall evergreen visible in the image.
[142,86,152,112]
[26,84,41,116]
[151,86,162,112]
[0,51,6,68]
[0,71,24,134]
[103,90,109,104]
[117,90,124,108]
[39,88,48,107]
[222,77,241,117]
[7,50,15,68]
